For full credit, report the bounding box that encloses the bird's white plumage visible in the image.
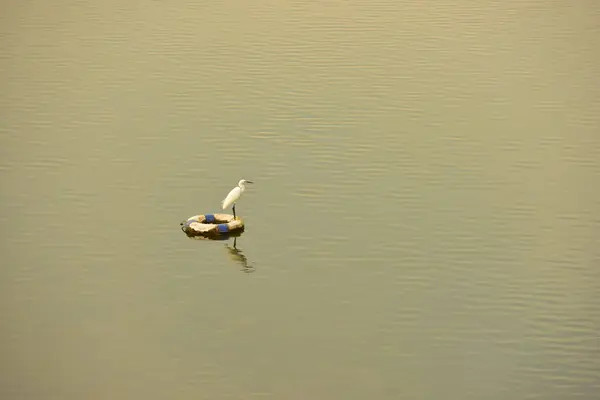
[221,179,253,211]
[222,186,242,210]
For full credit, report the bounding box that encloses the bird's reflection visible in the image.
[183,229,254,273]
[224,237,255,273]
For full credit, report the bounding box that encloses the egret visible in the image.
[222,179,253,219]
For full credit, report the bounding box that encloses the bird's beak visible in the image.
[246,180,254,184]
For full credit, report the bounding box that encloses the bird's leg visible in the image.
[233,204,236,220]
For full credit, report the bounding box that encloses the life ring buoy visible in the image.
[180,214,244,238]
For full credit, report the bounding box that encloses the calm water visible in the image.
[2,1,599,399]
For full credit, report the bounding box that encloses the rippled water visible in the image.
[2,1,599,399]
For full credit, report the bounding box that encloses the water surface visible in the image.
[1,1,599,399]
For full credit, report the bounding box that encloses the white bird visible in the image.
[222,179,253,219]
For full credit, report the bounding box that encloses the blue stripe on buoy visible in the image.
[217,224,229,233]
[205,214,215,223]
